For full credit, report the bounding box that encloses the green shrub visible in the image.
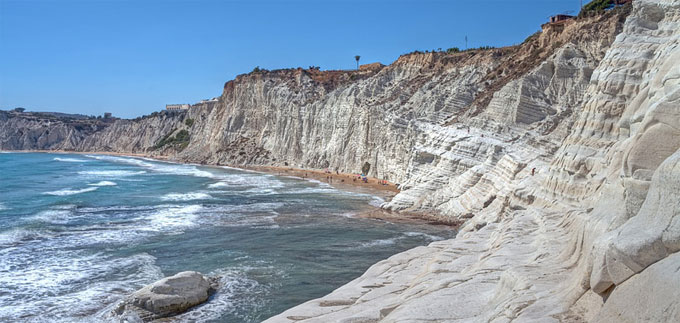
[184,118,194,127]
[580,0,613,16]
[252,66,268,73]
[361,162,371,175]
[175,129,189,141]
[154,129,190,150]
[446,47,460,53]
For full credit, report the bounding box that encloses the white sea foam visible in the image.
[78,170,146,177]
[160,192,212,201]
[76,205,155,213]
[369,196,386,207]
[54,157,89,162]
[304,179,332,187]
[87,155,216,178]
[88,181,117,186]
[404,231,444,241]
[208,182,229,188]
[0,228,52,247]
[0,247,162,322]
[359,237,398,248]
[85,155,153,168]
[0,202,7,211]
[147,204,202,231]
[173,268,269,322]
[44,187,98,196]
[354,232,439,249]
[242,188,277,195]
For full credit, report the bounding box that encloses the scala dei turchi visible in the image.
[1,0,679,321]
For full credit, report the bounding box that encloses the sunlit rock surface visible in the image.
[2,1,678,321]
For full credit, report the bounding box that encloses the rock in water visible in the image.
[114,271,217,321]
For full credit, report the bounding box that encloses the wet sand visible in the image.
[244,166,458,227]
[245,165,399,199]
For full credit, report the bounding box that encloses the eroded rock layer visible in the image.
[2,1,678,321]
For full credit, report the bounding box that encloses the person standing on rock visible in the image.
[531,168,535,176]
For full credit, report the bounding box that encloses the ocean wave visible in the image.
[147,204,203,232]
[369,196,386,207]
[207,182,230,188]
[85,154,154,168]
[173,268,270,322]
[150,163,215,178]
[358,237,398,248]
[31,208,81,225]
[404,231,444,241]
[44,187,98,196]
[206,203,282,228]
[88,181,117,186]
[304,179,332,187]
[0,202,7,211]
[160,192,212,201]
[87,155,216,178]
[78,170,147,177]
[209,174,286,190]
[0,248,163,322]
[241,188,277,195]
[53,157,89,163]
[75,205,155,213]
[350,232,443,250]
[0,228,53,247]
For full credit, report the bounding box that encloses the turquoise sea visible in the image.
[0,152,454,322]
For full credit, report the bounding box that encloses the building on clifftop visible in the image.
[166,104,190,111]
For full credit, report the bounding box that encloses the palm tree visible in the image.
[355,55,361,70]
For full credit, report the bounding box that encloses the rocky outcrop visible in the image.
[0,110,112,151]
[266,0,680,321]
[112,271,217,321]
[3,1,678,321]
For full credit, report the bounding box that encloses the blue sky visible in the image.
[1,0,582,118]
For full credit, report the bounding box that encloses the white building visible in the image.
[166,104,190,111]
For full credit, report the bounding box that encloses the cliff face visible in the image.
[0,111,109,150]
[3,1,679,321]
[266,1,680,321]
[3,8,626,222]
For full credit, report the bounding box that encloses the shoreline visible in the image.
[3,149,457,227]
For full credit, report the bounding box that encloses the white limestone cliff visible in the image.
[1,1,678,321]
[265,0,680,321]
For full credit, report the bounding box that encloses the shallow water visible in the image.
[0,152,455,322]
